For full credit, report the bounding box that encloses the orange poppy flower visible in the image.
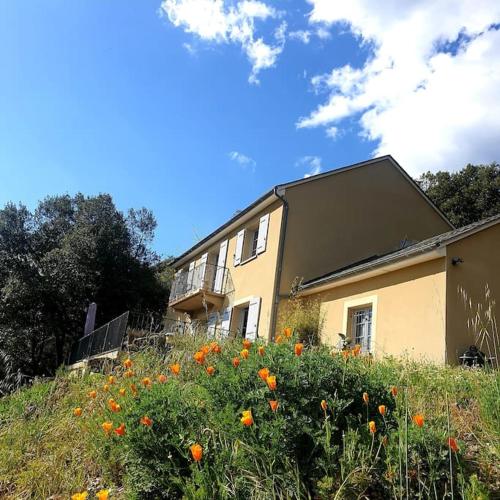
[275,335,284,344]
[320,400,327,412]
[114,423,126,436]
[157,374,167,383]
[294,343,304,356]
[102,421,113,434]
[448,437,459,452]
[119,388,126,396]
[269,400,279,412]
[342,350,350,361]
[283,327,292,338]
[108,375,116,385]
[211,342,221,354]
[362,392,369,405]
[73,407,82,417]
[111,402,121,413]
[130,383,138,395]
[88,390,97,399]
[378,405,386,416]
[258,367,270,381]
[124,369,134,378]
[412,414,424,427]
[240,349,249,360]
[242,339,252,350]
[170,363,181,376]
[103,384,110,392]
[369,421,376,434]
[142,377,152,388]
[390,386,398,397]
[258,346,265,356]
[240,410,254,426]
[200,344,210,355]
[266,375,277,391]
[71,492,88,500]
[232,357,240,368]
[96,490,109,500]
[206,366,215,376]
[193,351,205,365]
[190,443,203,462]
[352,344,361,356]
[123,358,133,369]
[140,415,153,427]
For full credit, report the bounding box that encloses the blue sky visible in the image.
[1,0,499,257]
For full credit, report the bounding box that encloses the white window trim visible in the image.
[342,295,378,354]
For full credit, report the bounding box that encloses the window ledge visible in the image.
[240,254,258,266]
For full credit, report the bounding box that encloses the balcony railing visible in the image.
[169,262,230,306]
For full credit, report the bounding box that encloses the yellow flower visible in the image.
[283,327,292,338]
[123,358,133,369]
[362,392,369,405]
[240,348,249,360]
[190,443,203,461]
[369,421,376,434]
[266,375,277,391]
[241,410,254,426]
[142,377,152,388]
[102,421,113,435]
[88,390,97,399]
[258,346,265,356]
[73,407,82,417]
[242,339,252,350]
[108,375,116,385]
[71,492,88,500]
[124,369,134,378]
[320,400,327,412]
[378,405,386,416]
[118,388,126,397]
[96,489,109,500]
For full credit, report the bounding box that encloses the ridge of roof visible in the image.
[171,154,453,266]
[301,212,500,290]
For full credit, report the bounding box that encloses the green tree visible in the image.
[418,163,500,227]
[0,194,170,376]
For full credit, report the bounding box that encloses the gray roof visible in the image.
[301,213,500,291]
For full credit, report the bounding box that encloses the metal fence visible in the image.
[67,311,129,365]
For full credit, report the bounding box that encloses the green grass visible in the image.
[0,336,499,499]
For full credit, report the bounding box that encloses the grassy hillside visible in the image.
[0,334,499,499]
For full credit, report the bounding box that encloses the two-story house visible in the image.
[168,155,452,344]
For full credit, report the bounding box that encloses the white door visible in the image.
[214,240,228,293]
[197,253,208,289]
[207,312,217,337]
[220,307,232,338]
[234,230,245,266]
[245,297,261,341]
[256,213,270,254]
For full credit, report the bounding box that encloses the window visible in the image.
[351,307,372,353]
[241,227,259,262]
[238,306,250,337]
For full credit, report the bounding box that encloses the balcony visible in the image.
[169,262,230,312]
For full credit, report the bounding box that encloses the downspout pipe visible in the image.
[269,186,288,341]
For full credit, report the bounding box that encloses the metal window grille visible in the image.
[352,307,372,352]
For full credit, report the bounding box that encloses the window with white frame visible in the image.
[351,306,373,353]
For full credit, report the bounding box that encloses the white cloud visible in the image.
[296,155,322,177]
[161,0,285,84]
[298,0,500,176]
[228,151,256,170]
[326,126,338,140]
[182,42,197,55]
[289,30,311,44]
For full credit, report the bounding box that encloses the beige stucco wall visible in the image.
[170,200,284,340]
[279,159,452,295]
[445,223,500,363]
[308,257,447,363]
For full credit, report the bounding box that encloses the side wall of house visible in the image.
[170,200,284,340]
[445,223,500,364]
[303,258,448,363]
[279,159,452,296]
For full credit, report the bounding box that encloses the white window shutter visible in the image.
[234,230,245,266]
[256,213,270,254]
[245,297,261,341]
[214,240,228,293]
[198,253,208,289]
[220,307,232,338]
[207,312,217,337]
[187,261,195,290]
